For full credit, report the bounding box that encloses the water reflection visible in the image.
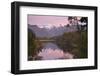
[37,43,74,60]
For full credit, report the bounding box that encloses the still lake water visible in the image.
[37,43,74,60]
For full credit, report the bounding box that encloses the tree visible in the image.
[28,29,36,57]
[79,17,88,31]
[80,17,88,23]
[28,28,43,60]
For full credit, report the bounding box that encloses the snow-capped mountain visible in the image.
[28,24,78,38]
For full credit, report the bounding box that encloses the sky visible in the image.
[28,15,69,28]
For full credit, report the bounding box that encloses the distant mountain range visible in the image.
[28,24,78,38]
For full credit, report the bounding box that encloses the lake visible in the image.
[37,42,74,60]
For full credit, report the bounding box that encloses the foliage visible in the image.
[55,30,87,58]
[28,29,43,60]
[80,31,88,58]
[28,29,36,57]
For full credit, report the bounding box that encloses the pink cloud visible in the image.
[28,15,69,28]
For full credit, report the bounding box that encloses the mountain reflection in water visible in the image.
[37,43,74,60]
